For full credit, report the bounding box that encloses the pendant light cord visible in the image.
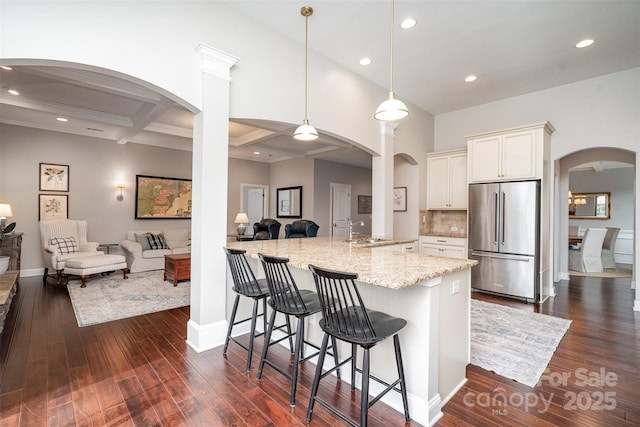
[389,0,395,94]
[304,11,309,121]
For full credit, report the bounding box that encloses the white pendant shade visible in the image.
[374,92,409,121]
[375,0,409,122]
[293,120,319,141]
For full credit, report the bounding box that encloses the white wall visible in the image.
[227,158,270,235]
[313,159,372,237]
[0,0,433,251]
[394,155,420,238]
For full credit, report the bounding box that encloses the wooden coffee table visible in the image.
[164,253,191,286]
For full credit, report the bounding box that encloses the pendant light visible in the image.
[293,6,319,141]
[374,0,409,121]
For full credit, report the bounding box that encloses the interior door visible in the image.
[241,184,268,236]
[331,183,351,237]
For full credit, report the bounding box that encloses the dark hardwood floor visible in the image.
[1,270,638,426]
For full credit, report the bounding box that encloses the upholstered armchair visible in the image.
[39,219,100,282]
[284,220,319,238]
[253,219,281,240]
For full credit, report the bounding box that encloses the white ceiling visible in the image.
[1,1,638,170]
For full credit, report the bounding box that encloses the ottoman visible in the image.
[64,254,129,288]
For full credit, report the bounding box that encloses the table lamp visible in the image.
[0,204,13,230]
[234,212,249,235]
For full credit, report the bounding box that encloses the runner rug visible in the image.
[67,270,190,327]
[470,299,572,387]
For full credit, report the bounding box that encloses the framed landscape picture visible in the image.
[135,175,192,219]
[39,194,68,220]
[393,187,407,212]
[39,163,69,192]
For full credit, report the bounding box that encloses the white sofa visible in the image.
[121,229,190,273]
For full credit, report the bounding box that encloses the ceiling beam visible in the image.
[116,101,172,144]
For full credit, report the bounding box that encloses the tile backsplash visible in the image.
[419,210,467,237]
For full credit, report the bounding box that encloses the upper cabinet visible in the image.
[467,122,555,183]
[426,148,467,210]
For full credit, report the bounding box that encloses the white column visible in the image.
[187,44,239,352]
[372,122,398,237]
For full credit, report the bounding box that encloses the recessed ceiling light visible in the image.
[8,89,19,95]
[1,66,12,71]
[56,117,68,122]
[253,151,261,155]
[465,75,477,82]
[400,18,416,30]
[359,57,372,66]
[576,39,594,48]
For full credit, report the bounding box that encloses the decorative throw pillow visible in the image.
[147,233,169,250]
[50,237,79,254]
[135,233,152,250]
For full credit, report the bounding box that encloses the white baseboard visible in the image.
[634,298,640,312]
[186,319,228,353]
[559,272,570,281]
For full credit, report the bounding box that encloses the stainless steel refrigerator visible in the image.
[468,180,540,303]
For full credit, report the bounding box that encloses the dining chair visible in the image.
[601,227,620,269]
[568,228,607,273]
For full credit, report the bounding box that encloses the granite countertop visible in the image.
[420,232,467,238]
[226,237,476,290]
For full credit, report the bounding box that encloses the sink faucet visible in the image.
[348,220,365,241]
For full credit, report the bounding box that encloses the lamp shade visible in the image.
[293,121,319,141]
[374,93,409,121]
[0,204,12,218]
[234,212,249,224]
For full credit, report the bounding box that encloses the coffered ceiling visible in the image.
[1,1,638,170]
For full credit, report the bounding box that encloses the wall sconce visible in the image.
[116,184,125,201]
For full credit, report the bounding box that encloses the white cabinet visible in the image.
[467,123,554,183]
[426,148,467,210]
[375,242,417,253]
[419,235,467,259]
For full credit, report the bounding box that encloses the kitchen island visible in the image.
[226,237,476,426]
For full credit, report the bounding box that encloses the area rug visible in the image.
[568,268,632,278]
[470,299,572,387]
[67,271,190,327]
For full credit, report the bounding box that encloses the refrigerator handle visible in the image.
[493,191,499,244]
[501,191,506,244]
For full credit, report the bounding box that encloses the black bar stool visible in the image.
[223,247,293,372]
[306,264,410,427]
[256,253,340,407]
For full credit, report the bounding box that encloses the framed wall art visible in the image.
[135,175,192,219]
[39,163,69,192]
[393,187,407,212]
[39,194,68,220]
[358,195,372,214]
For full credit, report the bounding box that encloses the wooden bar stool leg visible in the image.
[246,298,260,371]
[224,295,241,355]
[290,316,305,406]
[306,333,330,422]
[394,334,410,420]
[361,348,371,427]
[257,308,277,380]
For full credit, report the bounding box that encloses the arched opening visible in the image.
[554,147,636,292]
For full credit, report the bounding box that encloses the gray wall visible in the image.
[227,158,270,235]
[569,167,634,230]
[0,124,192,272]
[314,159,372,237]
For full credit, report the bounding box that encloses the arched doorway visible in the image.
[554,147,636,295]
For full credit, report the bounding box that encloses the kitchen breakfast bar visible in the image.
[226,237,477,426]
